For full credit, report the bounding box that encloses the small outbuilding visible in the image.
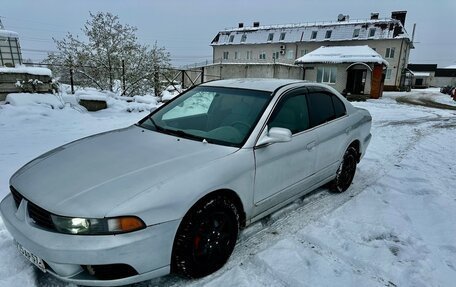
[295,45,388,99]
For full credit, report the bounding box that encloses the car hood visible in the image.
[10,125,237,218]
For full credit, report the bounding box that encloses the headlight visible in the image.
[50,215,145,235]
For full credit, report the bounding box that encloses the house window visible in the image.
[353,29,360,38]
[385,69,392,79]
[246,50,252,59]
[223,51,229,60]
[259,52,266,60]
[279,32,286,41]
[325,30,332,39]
[316,67,337,84]
[267,33,274,41]
[369,28,376,37]
[272,51,280,60]
[241,34,247,43]
[311,31,318,40]
[300,49,308,57]
[286,50,294,60]
[234,51,238,60]
[385,47,395,58]
[229,35,235,43]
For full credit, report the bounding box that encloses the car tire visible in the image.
[330,147,358,193]
[171,195,240,278]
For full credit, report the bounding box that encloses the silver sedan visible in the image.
[0,79,371,286]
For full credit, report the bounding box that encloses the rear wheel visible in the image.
[172,195,239,278]
[330,147,358,192]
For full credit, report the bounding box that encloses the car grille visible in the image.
[10,186,56,231]
[10,186,23,208]
[27,202,56,231]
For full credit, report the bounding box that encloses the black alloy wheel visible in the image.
[331,147,358,193]
[172,195,240,278]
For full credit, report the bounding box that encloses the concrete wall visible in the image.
[203,63,303,83]
[432,77,456,87]
[203,62,378,96]
[213,38,410,89]
[0,73,53,101]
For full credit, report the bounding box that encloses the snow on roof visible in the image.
[0,29,19,38]
[0,65,52,77]
[295,45,388,66]
[444,64,456,69]
[212,18,409,46]
[412,72,431,77]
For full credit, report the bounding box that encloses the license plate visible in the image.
[15,241,46,273]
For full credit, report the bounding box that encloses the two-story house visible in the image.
[210,11,413,91]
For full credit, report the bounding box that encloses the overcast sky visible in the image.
[1,0,455,67]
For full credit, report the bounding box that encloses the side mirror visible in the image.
[256,127,292,146]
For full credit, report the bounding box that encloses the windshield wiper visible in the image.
[162,129,204,141]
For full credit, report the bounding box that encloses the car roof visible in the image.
[200,78,305,92]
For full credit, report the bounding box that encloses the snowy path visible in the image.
[1,89,455,287]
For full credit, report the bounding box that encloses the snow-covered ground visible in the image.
[0,89,455,286]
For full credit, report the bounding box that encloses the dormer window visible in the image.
[325,30,332,39]
[267,33,274,42]
[353,29,360,38]
[369,28,376,37]
[279,32,286,41]
[311,31,318,40]
[241,34,247,43]
[229,35,235,43]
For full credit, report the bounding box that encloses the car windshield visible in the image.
[138,86,271,147]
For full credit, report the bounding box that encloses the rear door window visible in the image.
[332,95,346,118]
[307,92,335,127]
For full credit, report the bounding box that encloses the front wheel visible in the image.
[330,147,358,193]
[171,195,240,278]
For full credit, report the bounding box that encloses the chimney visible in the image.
[238,22,244,28]
[370,13,379,20]
[391,11,407,26]
[253,21,260,28]
[337,14,349,22]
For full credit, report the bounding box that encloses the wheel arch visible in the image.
[186,188,247,228]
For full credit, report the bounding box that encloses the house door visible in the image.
[346,69,367,94]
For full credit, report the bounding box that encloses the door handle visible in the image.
[345,127,352,134]
[306,141,316,151]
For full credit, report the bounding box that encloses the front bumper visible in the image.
[0,194,180,286]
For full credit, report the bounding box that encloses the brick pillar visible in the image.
[370,64,385,99]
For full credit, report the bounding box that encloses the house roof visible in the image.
[0,29,19,38]
[412,72,431,77]
[295,45,388,66]
[211,18,410,46]
[407,64,437,72]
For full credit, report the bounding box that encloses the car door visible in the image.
[253,89,318,207]
[306,89,349,180]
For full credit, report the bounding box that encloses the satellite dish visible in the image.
[338,14,345,21]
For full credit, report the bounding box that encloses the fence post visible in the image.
[181,70,185,89]
[154,64,160,100]
[201,66,205,84]
[69,67,75,94]
[122,59,126,96]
